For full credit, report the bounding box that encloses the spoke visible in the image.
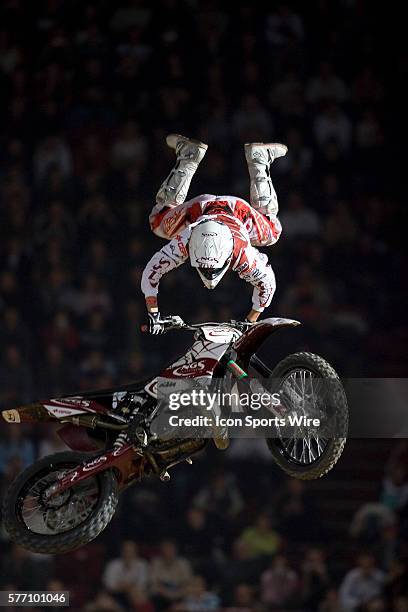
[277,368,329,466]
[20,467,99,536]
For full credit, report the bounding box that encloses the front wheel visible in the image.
[2,451,118,554]
[266,352,348,480]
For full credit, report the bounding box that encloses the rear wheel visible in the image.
[3,451,118,554]
[266,352,348,480]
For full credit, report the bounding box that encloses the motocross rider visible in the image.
[141,134,287,334]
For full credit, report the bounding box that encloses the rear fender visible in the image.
[2,396,107,425]
[233,318,300,368]
[2,403,55,424]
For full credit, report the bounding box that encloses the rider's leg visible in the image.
[244,143,287,219]
[150,135,207,237]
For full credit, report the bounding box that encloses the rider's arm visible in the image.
[233,246,276,320]
[141,230,190,312]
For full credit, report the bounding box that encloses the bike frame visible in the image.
[2,318,300,496]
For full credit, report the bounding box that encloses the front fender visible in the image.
[233,318,300,368]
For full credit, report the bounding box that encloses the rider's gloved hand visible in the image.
[230,319,255,332]
[148,312,165,335]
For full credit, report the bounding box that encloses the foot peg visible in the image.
[214,436,230,450]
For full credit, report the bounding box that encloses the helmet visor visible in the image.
[197,259,230,280]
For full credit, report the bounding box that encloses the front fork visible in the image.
[224,354,287,418]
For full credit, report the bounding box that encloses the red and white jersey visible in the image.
[149,194,282,247]
[142,195,280,312]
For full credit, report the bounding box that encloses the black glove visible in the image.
[230,319,255,332]
[148,312,165,335]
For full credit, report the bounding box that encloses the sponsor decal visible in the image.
[2,409,20,423]
[172,361,206,376]
[202,327,236,344]
[44,405,86,417]
[50,397,91,408]
[113,445,131,457]
[82,455,107,472]
[167,359,215,378]
[112,391,127,409]
[207,327,232,336]
[236,264,247,274]
[164,209,184,234]
[197,257,219,263]
[175,234,188,257]
[145,378,158,398]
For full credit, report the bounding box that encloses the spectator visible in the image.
[84,590,124,612]
[232,94,273,142]
[42,310,80,355]
[193,471,244,520]
[0,545,52,591]
[266,4,305,46]
[239,513,281,559]
[71,275,112,318]
[127,585,154,612]
[0,345,33,407]
[319,588,345,612]
[112,121,147,169]
[79,350,116,389]
[220,539,263,603]
[227,583,258,612]
[280,191,321,238]
[174,575,220,611]
[325,201,358,247]
[314,104,353,151]
[306,62,349,105]
[150,539,192,610]
[382,464,408,514]
[301,548,331,609]
[279,264,332,326]
[260,554,298,607]
[179,507,215,567]
[275,479,316,541]
[34,136,72,183]
[103,540,149,596]
[0,426,34,473]
[339,554,385,611]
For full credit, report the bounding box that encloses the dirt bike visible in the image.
[1,317,348,554]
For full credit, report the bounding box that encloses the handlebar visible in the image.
[140,316,253,334]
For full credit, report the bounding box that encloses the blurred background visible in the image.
[0,0,407,610]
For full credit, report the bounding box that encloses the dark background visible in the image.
[0,1,407,611]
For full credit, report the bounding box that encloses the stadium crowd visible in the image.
[0,0,407,610]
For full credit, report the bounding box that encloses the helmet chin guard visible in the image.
[189,220,233,289]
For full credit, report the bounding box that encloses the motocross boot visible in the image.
[244,142,287,218]
[156,134,208,207]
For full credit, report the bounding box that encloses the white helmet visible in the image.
[189,220,233,289]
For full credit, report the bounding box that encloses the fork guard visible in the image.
[233,317,300,368]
